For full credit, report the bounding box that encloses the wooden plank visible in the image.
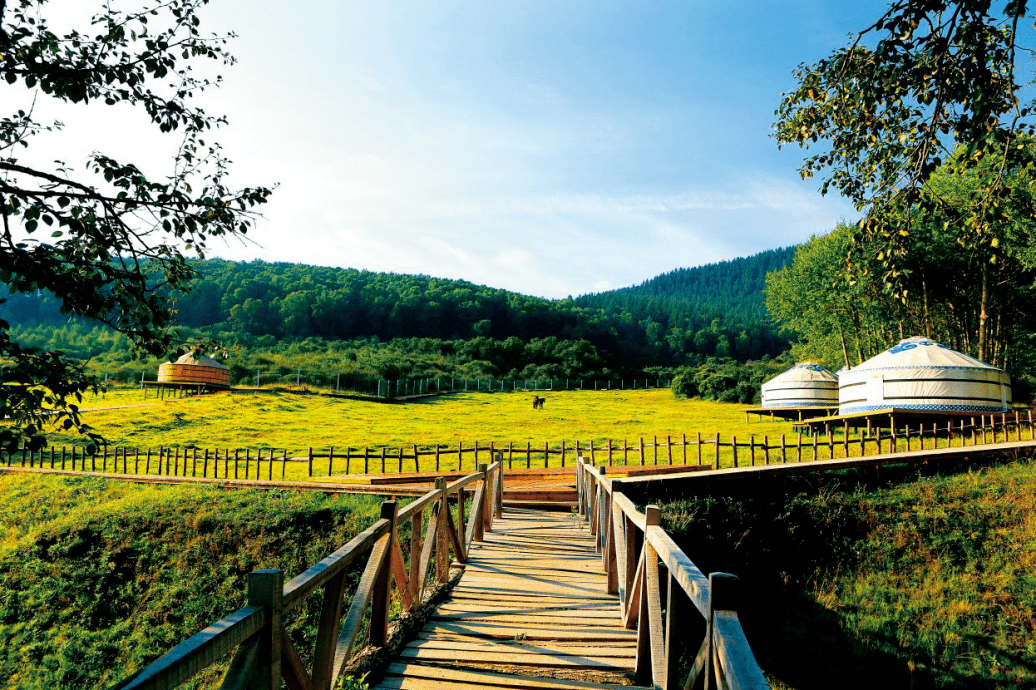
[330,533,390,683]
[420,620,635,641]
[377,663,639,689]
[430,612,619,627]
[389,534,415,612]
[396,648,633,670]
[406,639,635,655]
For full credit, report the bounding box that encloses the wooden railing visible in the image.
[111,461,504,690]
[16,410,1034,480]
[576,457,768,690]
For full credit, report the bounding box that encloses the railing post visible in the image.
[706,572,739,690]
[495,459,504,519]
[248,569,284,690]
[476,463,489,541]
[605,478,619,595]
[370,501,397,646]
[635,505,661,686]
[576,459,584,516]
[409,503,424,605]
[435,478,450,581]
[597,466,608,554]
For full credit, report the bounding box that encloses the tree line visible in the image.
[5,250,791,381]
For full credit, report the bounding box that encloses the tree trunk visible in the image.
[837,323,851,370]
[922,274,932,339]
[850,307,864,365]
[978,262,989,361]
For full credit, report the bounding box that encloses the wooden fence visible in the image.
[576,457,768,690]
[111,461,504,690]
[12,411,1036,481]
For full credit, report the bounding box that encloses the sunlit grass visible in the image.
[661,458,1036,689]
[27,386,1021,478]
[32,388,796,475]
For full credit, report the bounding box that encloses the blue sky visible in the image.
[29,0,894,297]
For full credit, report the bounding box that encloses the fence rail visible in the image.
[576,457,768,690]
[112,461,504,690]
[14,410,1036,481]
[137,373,673,399]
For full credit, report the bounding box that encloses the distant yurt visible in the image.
[760,362,838,408]
[157,352,231,390]
[838,337,1010,415]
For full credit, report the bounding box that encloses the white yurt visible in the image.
[838,337,1010,415]
[760,362,839,408]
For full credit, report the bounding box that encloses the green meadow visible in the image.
[35,387,796,477]
[660,458,1036,690]
[33,387,1015,481]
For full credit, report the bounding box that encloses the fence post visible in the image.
[248,569,284,690]
[640,437,646,465]
[307,447,313,477]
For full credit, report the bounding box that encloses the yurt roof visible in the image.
[762,362,837,387]
[170,353,228,370]
[850,337,1000,372]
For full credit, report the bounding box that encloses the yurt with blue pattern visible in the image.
[838,337,1010,415]
[761,362,839,408]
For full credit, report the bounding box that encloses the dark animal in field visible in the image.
[532,396,545,409]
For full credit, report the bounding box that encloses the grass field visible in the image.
[30,387,796,477]
[661,458,1036,689]
[27,387,1024,481]
[0,474,384,689]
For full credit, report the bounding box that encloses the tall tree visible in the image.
[775,0,1034,360]
[0,0,271,450]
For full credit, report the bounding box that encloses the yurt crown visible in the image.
[888,337,949,354]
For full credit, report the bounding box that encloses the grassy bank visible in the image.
[658,459,1036,689]
[0,474,384,689]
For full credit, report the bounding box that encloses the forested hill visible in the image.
[6,248,792,370]
[576,247,795,324]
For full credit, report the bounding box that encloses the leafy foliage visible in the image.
[4,250,792,385]
[766,152,1036,400]
[0,0,271,452]
[671,356,789,405]
[775,1,1036,363]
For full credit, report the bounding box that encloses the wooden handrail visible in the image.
[115,606,266,690]
[111,465,501,690]
[575,456,769,690]
[282,519,390,610]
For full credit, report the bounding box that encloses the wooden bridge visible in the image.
[110,458,769,690]
[67,416,1036,690]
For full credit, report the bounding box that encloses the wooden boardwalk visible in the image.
[375,507,644,690]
